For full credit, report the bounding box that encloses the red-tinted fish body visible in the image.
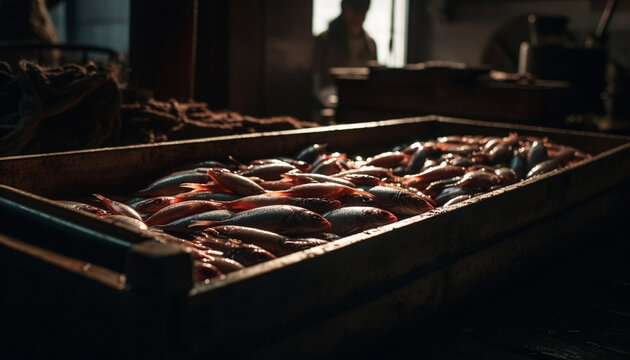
[466,164,495,173]
[154,209,235,233]
[250,158,313,172]
[209,225,297,256]
[258,179,296,191]
[239,163,297,180]
[338,174,385,187]
[494,167,518,185]
[416,164,466,182]
[190,205,331,235]
[526,158,561,178]
[527,140,548,170]
[482,138,502,152]
[176,190,241,202]
[436,144,478,156]
[104,214,148,230]
[405,146,427,174]
[322,206,397,236]
[179,182,232,193]
[193,261,223,281]
[282,172,355,187]
[137,169,210,197]
[93,194,143,221]
[194,251,244,274]
[365,151,407,168]
[334,166,396,180]
[56,200,109,217]
[145,200,225,226]
[134,196,184,214]
[526,148,576,178]
[193,234,276,266]
[453,170,500,189]
[208,226,328,257]
[361,186,434,216]
[312,157,344,175]
[223,194,340,212]
[487,142,513,164]
[422,177,462,198]
[402,165,466,189]
[294,143,327,163]
[267,183,376,206]
[280,238,329,253]
[443,194,473,207]
[206,168,266,196]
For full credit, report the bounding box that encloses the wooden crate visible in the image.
[0,116,629,359]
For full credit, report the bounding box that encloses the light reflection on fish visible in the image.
[74,131,589,282]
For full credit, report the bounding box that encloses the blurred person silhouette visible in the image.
[0,0,60,66]
[0,0,58,43]
[313,0,377,108]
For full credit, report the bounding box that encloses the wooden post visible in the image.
[126,241,193,293]
[129,0,198,101]
[126,241,193,359]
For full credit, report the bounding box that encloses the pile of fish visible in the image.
[58,133,589,282]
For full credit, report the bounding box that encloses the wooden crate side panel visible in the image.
[181,148,630,355]
[192,178,629,359]
[0,119,437,198]
[0,117,626,198]
[0,233,192,359]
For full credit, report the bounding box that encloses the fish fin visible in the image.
[189,220,216,229]
[264,191,289,198]
[280,173,297,180]
[93,194,118,215]
[180,183,212,191]
[228,155,245,166]
[346,226,363,235]
[93,193,112,209]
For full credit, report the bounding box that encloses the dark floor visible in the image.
[2,225,628,360]
[366,230,630,359]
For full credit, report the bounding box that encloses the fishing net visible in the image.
[0,61,121,155]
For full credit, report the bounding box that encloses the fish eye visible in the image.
[153,198,163,204]
[311,214,321,221]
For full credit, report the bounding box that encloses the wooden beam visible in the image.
[129,0,198,101]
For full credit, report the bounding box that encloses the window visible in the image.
[312,0,408,67]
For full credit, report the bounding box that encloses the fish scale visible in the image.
[190,205,331,235]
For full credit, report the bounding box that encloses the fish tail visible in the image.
[220,200,243,210]
[228,155,245,166]
[93,193,116,214]
[93,193,111,207]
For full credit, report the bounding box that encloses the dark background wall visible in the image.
[407,0,630,69]
[224,0,314,120]
[46,0,630,121]
[50,0,315,120]
[52,0,130,55]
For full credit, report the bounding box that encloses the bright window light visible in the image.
[312,0,408,67]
